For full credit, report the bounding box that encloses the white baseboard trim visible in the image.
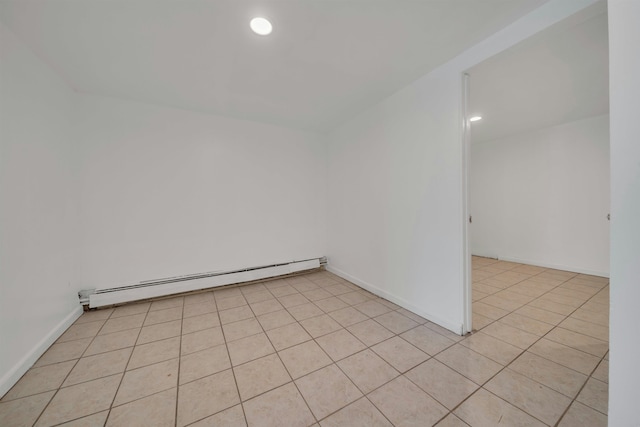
[0,305,83,398]
[491,255,609,278]
[326,265,464,336]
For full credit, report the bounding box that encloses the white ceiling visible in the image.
[468,3,609,143]
[0,0,547,133]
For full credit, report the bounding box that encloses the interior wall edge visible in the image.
[326,265,464,336]
[0,305,83,397]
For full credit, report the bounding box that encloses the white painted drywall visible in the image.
[73,94,327,290]
[608,1,640,424]
[326,0,600,334]
[0,23,81,396]
[470,115,610,276]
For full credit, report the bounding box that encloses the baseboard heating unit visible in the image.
[84,258,322,308]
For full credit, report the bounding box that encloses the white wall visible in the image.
[608,1,640,424]
[0,23,81,396]
[326,0,599,334]
[470,114,610,276]
[74,94,327,290]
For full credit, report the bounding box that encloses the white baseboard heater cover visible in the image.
[88,258,321,308]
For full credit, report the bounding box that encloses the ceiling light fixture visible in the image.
[469,116,482,122]
[250,17,272,35]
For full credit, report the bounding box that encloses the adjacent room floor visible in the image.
[0,257,609,426]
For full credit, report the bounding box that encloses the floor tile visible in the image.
[396,308,428,324]
[98,314,146,335]
[528,338,600,375]
[278,294,311,309]
[177,369,240,427]
[287,302,324,321]
[485,369,571,426]
[33,338,92,368]
[143,307,182,327]
[63,347,132,387]
[279,340,332,379]
[269,285,298,298]
[137,320,181,345]
[481,322,539,350]
[183,292,214,306]
[58,410,109,426]
[189,404,246,427]
[179,344,231,385]
[325,284,353,296]
[514,306,566,325]
[454,388,545,427]
[559,317,609,342]
[107,388,176,427]
[183,301,217,319]
[373,311,418,334]
[368,376,447,427]
[214,287,243,300]
[266,322,312,351]
[243,383,314,427]
[329,307,369,327]
[181,312,220,334]
[113,358,178,406]
[111,303,150,318]
[314,296,350,313]
[337,291,371,306]
[316,329,366,361]
[181,327,224,355]
[74,308,114,324]
[434,413,469,427]
[576,378,608,414]
[558,401,608,427]
[233,354,291,401]
[35,374,121,427]
[250,299,284,316]
[128,336,180,370]
[150,297,183,312]
[0,391,54,427]
[302,288,333,301]
[423,322,464,342]
[227,333,275,366]
[499,313,554,336]
[219,306,254,324]
[300,314,342,338]
[400,325,456,356]
[2,360,76,401]
[223,318,263,342]
[320,397,391,427]
[544,328,609,358]
[216,295,248,311]
[508,352,587,397]
[244,290,273,304]
[371,336,428,373]
[591,359,608,383]
[406,359,478,410]
[460,331,522,365]
[347,319,395,347]
[257,309,296,331]
[296,364,362,420]
[57,320,105,343]
[435,344,502,385]
[337,349,399,394]
[353,300,392,317]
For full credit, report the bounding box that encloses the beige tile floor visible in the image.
[0,257,609,426]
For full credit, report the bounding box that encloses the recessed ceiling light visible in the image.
[469,116,482,122]
[250,17,272,35]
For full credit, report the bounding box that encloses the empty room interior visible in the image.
[1,1,638,426]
